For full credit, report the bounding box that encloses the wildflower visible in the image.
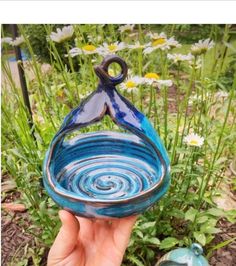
[97,42,127,56]
[191,38,214,56]
[128,32,139,39]
[188,92,210,105]
[1,37,12,44]
[50,25,74,43]
[167,53,194,64]
[118,24,135,33]
[184,132,204,147]
[189,58,202,69]
[120,76,143,93]
[81,44,98,54]
[128,41,146,50]
[167,37,182,49]
[87,34,102,43]
[144,72,160,80]
[56,89,65,98]
[142,73,172,87]
[156,80,173,87]
[144,34,180,54]
[68,44,98,57]
[215,90,228,99]
[147,31,167,41]
[188,94,199,105]
[143,72,160,84]
[10,36,25,46]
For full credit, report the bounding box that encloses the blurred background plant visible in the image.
[1,24,236,266]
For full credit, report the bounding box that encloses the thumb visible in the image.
[48,210,80,262]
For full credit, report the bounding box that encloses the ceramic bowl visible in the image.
[43,55,170,218]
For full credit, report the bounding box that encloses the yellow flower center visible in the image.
[152,38,166,47]
[108,44,118,51]
[144,73,160,80]
[82,44,96,52]
[189,140,199,146]
[125,80,136,88]
[57,89,64,97]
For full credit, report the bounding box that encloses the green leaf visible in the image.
[127,255,145,266]
[135,230,143,239]
[171,208,185,219]
[207,237,236,258]
[207,208,225,217]
[185,208,198,222]
[196,216,209,224]
[193,232,206,246]
[159,237,179,250]
[200,219,218,233]
[39,201,46,213]
[201,226,221,234]
[140,221,156,230]
[147,249,155,260]
[206,235,215,244]
[144,237,160,246]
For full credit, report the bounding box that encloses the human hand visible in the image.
[48,210,137,266]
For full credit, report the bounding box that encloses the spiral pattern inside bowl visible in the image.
[52,132,163,200]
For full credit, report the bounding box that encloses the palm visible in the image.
[48,211,137,266]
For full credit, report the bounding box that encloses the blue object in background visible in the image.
[43,55,171,218]
[156,243,209,266]
[8,50,29,62]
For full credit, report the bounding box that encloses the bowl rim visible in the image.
[44,130,170,204]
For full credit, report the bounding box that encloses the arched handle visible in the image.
[94,55,128,86]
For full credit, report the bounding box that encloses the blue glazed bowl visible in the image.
[43,55,170,218]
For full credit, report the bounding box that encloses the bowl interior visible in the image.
[50,131,164,201]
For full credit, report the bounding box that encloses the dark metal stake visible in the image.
[11,24,36,141]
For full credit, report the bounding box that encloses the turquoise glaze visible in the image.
[43,55,171,218]
[156,243,209,266]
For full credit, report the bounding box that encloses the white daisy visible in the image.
[10,36,25,46]
[188,92,210,105]
[128,32,139,39]
[189,58,202,70]
[143,36,180,54]
[191,38,215,56]
[156,80,173,87]
[128,41,146,50]
[1,37,13,44]
[188,94,199,105]
[68,44,98,57]
[97,42,127,56]
[167,53,194,63]
[215,90,228,99]
[50,25,74,43]
[87,34,102,43]
[167,37,182,49]
[147,31,167,41]
[118,24,135,33]
[143,41,166,54]
[142,73,172,87]
[184,132,204,147]
[142,72,160,85]
[120,76,143,93]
